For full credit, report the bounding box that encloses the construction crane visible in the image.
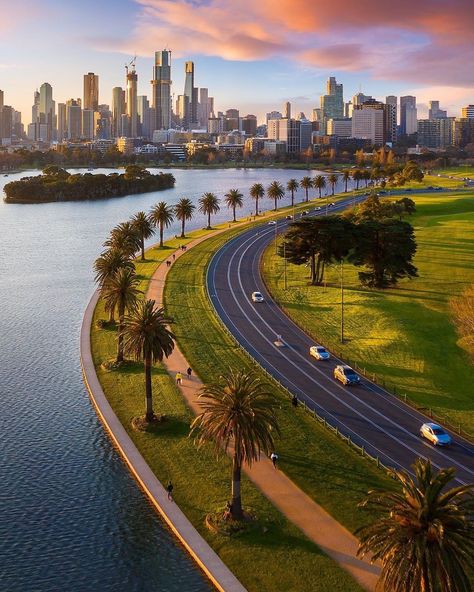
[125,55,137,75]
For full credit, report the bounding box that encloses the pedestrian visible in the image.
[270,452,278,469]
[172,253,176,261]
[186,366,192,378]
[176,372,182,385]
[166,480,174,501]
[166,260,171,267]
[291,395,298,408]
[183,245,187,251]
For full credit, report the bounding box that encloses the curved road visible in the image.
[207,197,474,486]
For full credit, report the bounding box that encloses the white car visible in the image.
[251,291,264,302]
[268,220,276,225]
[316,206,321,211]
[310,345,330,360]
[420,423,452,446]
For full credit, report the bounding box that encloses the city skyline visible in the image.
[1,0,473,123]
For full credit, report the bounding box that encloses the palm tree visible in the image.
[174,197,195,238]
[267,180,285,211]
[356,458,474,592]
[249,183,264,216]
[191,370,280,520]
[94,249,135,322]
[122,300,175,421]
[300,176,312,202]
[103,268,141,363]
[199,192,220,229]
[313,175,327,199]
[224,188,244,222]
[363,169,371,187]
[352,169,362,190]
[104,222,141,259]
[149,201,174,247]
[131,211,154,261]
[342,170,351,193]
[328,173,338,196]
[287,179,299,206]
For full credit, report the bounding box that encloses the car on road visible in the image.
[286,215,293,220]
[316,206,321,211]
[310,345,330,360]
[302,210,309,216]
[251,291,264,302]
[334,365,360,385]
[268,220,276,225]
[419,423,452,446]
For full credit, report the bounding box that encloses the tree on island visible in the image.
[250,183,264,216]
[131,211,155,260]
[300,176,312,202]
[94,249,135,322]
[104,222,141,259]
[199,192,220,229]
[190,370,280,520]
[224,189,244,222]
[103,268,141,363]
[122,300,175,422]
[287,179,299,206]
[267,180,285,211]
[174,198,195,238]
[356,458,474,592]
[149,201,174,247]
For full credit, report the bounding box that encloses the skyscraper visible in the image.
[66,99,82,140]
[385,96,398,142]
[183,61,197,129]
[0,90,3,110]
[151,50,172,131]
[39,82,56,141]
[112,87,125,137]
[461,105,474,119]
[283,101,291,119]
[320,77,344,132]
[137,95,151,139]
[57,102,67,142]
[126,61,138,137]
[400,96,417,135]
[83,72,99,111]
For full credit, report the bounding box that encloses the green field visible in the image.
[262,191,474,434]
[434,166,474,179]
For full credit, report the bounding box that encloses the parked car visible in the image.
[309,345,330,360]
[251,291,264,302]
[333,365,360,386]
[419,423,452,446]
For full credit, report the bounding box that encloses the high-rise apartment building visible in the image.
[0,105,13,145]
[327,118,352,138]
[83,73,99,111]
[241,114,257,136]
[137,95,151,139]
[183,61,197,129]
[400,96,417,135]
[66,99,82,140]
[198,88,212,128]
[418,118,454,149]
[126,62,138,137]
[151,50,172,131]
[352,105,384,145]
[57,102,67,141]
[385,96,398,142]
[112,87,125,137]
[428,101,447,119]
[82,109,95,140]
[320,77,344,132]
[461,105,474,119]
[453,118,474,146]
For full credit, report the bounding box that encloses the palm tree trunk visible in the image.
[180,219,185,238]
[305,188,309,202]
[160,223,164,247]
[231,452,244,520]
[319,188,322,199]
[255,198,259,216]
[345,179,348,192]
[140,237,145,261]
[108,304,115,323]
[207,211,211,229]
[274,198,277,211]
[233,206,236,222]
[117,303,125,363]
[291,191,294,206]
[145,354,154,421]
[311,253,318,284]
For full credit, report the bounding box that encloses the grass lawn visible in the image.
[91,221,383,591]
[434,166,474,179]
[262,191,474,435]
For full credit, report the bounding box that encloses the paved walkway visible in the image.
[148,227,380,591]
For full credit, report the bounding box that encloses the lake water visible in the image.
[0,166,342,591]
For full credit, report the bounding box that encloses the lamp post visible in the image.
[340,259,345,343]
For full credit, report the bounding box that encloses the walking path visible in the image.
[148,226,380,591]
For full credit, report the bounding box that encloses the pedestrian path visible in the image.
[148,226,380,592]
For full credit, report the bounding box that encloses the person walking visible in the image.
[291,395,298,408]
[186,366,192,378]
[270,452,278,469]
[166,480,174,501]
[176,372,182,385]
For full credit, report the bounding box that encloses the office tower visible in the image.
[320,77,344,132]
[137,95,151,138]
[344,101,353,118]
[352,92,373,106]
[428,100,447,119]
[453,118,474,146]
[241,114,257,136]
[283,101,291,119]
[461,105,474,119]
[327,118,352,138]
[112,87,125,137]
[82,109,94,140]
[418,118,454,149]
[31,90,40,125]
[95,105,112,140]
[400,96,417,135]
[83,72,99,111]
[57,102,67,141]
[0,105,13,144]
[385,96,398,142]
[266,111,282,125]
[355,99,391,144]
[198,88,211,128]
[183,61,197,129]
[66,99,82,140]
[352,105,384,145]
[13,110,24,139]
[311,108,322,122]
[0,89,3,109]
[299,118,313,151]
[151,50,172,131]
[126,60,138,137]
[279,118,300,154]
[39,82,56,141]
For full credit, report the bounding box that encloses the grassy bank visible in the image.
[262,191,474,434]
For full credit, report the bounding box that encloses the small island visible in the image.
[3,165,175,204]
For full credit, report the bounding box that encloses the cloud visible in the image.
[0,0,43,34]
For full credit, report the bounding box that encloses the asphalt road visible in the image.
[207,196,474,486]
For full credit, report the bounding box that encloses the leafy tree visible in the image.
[394,197,416,219]
[342,169,351,192]
[124,164,151,180]
[190,370,279,520]
[131,211,155,260]
[174,197,195,238]
[249,183,264,216]
[224,188,244,222]
[403,161,424,183]
[313,175,327,199]
[42,165,70,180]
[287,178,299,206]
[450,284,474,361]
[300,176,312,202]
[353,194,397,222]
[149,201,174,247]
[356,458,474,592]
[349,218,418,288]
[103,267,141,362]
[94,249,135,322]
[352,169,362,190]
[199,192,220,229]
[122,300,175,421]
[104,222,141,259]
[328,173,338,196]
[267,180,285,211]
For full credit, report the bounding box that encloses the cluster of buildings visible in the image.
[1,56,474,159]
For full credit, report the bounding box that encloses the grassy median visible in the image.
[262,191,474,434]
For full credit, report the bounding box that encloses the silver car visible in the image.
[420,423,452,446]
[309,345,330,360]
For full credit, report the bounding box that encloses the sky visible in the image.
[1,0,473,125]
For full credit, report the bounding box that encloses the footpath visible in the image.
[148,225,380,591]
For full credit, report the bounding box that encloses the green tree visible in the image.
[174,197,195,238]
[349,218,418,288]
[122,300,175,421]
[353,194,397,222]
[395,197,416,219]
[42,165,70,180]
[94,249,135,322]
[190,370,279,520]
[403,161,424,182]
[267,180,285,211]
[224,188,244,222]
[131,211,155,260]
[328,173,338,196]
[149,201,174,247]
[300,176,312,202]
[250,183,264,216]
[342,169,351,192]
[104,221,141,259]
[103,267,141,362]
[124,164,151,180]
[352,169,362,190]
[199,192,220,229]
[313,175,327,199]
[287,178,299,206]
[356,458,474,592]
